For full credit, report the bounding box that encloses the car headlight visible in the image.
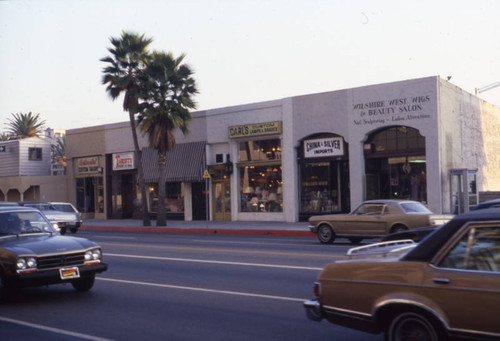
[51,223,61,232]
[16,257,37,271]
[85,248,102,262]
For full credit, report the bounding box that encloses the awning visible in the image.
[142,141,206,183]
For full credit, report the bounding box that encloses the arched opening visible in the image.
[364,126,426,202]
[298,133,350,220]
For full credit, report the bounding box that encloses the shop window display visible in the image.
[239,139,282,213]
[148,182,184,213]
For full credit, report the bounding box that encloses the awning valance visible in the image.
[142,141,206,183]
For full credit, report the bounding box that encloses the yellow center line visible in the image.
[99,241,346,258]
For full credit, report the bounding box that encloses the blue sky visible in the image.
[1,0,499,130]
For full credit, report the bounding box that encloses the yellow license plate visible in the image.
[59,267,80,279]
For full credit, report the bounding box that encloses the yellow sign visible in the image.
[228,121,282,139]
[203,170,210,179]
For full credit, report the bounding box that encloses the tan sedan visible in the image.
[304,209,500,340]
[308,200,452,244]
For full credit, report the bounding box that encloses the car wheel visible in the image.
[348,237,363,244]
[0,275,17,303]
[390,225,408,234]
[60,227,67,235]
[386,312,441,341]
[70,227,78,233]
[317,225,335,244]
[72,274,95,292]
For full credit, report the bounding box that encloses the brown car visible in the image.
[304,209,500,340]
[308,200,453,244]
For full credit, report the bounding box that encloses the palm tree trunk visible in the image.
[129,112,151,226]
[157,153,167,226]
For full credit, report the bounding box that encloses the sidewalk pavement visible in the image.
[81,219,315,237]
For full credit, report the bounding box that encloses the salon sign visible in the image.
[304,137,344,158]
[113,152,135,171]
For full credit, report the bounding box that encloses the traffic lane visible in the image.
[102,253,321,300]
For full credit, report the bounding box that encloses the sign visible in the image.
[113,152,135,171]
[203,169,210,179]
[228,121,282,139]
[304,137,344,158]
[76,156,100,175]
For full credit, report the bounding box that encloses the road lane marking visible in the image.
[105,253,324,271]
[0,316,113,341]
[100,241,345,259]
[97,277,306,302]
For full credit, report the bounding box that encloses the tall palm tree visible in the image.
[6,112,46,139]
[101,31,153,226]
[137,51,198,226]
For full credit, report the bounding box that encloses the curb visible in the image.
[81,225,315,237]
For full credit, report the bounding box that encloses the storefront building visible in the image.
[65,76,500,222]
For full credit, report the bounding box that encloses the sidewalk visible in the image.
[81,219,314,237]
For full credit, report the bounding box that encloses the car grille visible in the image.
[37,252,85,269]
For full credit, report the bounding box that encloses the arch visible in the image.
[364,126,427,202]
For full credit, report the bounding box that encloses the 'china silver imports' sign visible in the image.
[304,137,344,158]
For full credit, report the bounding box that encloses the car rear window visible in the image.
[400,202,431,214]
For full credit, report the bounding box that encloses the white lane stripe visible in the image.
[97,277,305,302]
[105,253,323,271]
[0,316,114,341]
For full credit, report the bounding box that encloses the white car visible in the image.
[50,202,83,234]
[18,202,81,234]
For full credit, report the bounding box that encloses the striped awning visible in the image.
[142,141,206,183]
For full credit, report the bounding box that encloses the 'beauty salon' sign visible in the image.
[304,137,344,158]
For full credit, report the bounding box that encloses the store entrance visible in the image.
[213,180,231,221]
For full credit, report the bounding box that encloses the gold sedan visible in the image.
[304,209,500,340]
[308,200,453,244]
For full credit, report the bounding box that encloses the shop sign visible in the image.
[304,137,344,158]
[228,121,282,138]
[76,156,100,174]
[113,152,135,171]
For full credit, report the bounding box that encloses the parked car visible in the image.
[304,209,500,340]
[471,198,500,210]
[18,201,80,235]
[308,200,453,244]
[49,202,82,233]
[0,202,20,207]
[0,206,107,300]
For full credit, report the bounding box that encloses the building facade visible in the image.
[65,76,500,222]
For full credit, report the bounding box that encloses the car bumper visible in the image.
[8,262,108,288]
[308,225,318,233]
[304,299,323,321]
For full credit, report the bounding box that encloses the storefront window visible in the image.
[147,182,184,214]
[300,162,340,214]
[239,138,282,213]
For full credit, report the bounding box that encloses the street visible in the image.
[0,230,384,341]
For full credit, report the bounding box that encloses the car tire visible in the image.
[348,237,363,244]
[390,225,408,234]
[60,227,67,235]
[386,311,442,341]
[72,274,95,292]
[0,274,17,303]
[317,225,335,244]
[70,227,78,233]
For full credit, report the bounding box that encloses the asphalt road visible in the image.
[0,230,384,341]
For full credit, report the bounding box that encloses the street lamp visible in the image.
[475,82,500,95]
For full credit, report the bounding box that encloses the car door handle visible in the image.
[433,277,450,284]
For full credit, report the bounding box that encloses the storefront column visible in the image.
[184,182,193,221]
[282,97,298,222]
[349,141,365,209]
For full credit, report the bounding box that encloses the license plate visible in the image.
[59,267,80,280]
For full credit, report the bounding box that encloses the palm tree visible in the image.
[101,31,153,226]
[0,133,12,141]
[137,51,198,226]
[52,136,67,174]
[6,112,46,139]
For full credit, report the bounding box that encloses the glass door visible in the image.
[213,181,231,221]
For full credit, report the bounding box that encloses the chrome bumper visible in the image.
[308,225,318,233]
[304,300,322,321]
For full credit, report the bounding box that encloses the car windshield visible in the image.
[27,204,56,211]
[52,204,76,213]
[0,211,55,235]
[400,202,432,214]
